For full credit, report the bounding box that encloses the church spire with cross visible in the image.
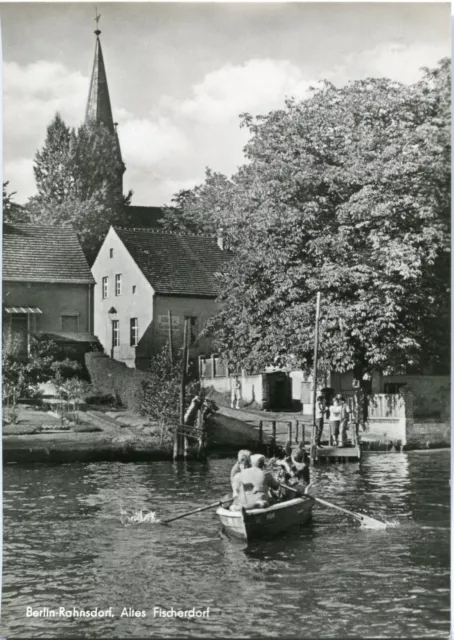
[85,10,125,193]
[85,11,115,131]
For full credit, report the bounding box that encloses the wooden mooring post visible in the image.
[258,420,263,445]
[287,422,292,446]
[168,310,174,370]
[174,318,189,460]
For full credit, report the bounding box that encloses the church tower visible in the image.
[85,16,125,195]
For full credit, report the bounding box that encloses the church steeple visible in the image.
[85,14,115,132]
[85,13,125,194]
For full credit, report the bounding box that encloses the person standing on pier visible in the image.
[315,395,326,448]
[339,396,350,447]
[328,397,342,446]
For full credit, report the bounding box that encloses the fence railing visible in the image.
[199,356,229,378]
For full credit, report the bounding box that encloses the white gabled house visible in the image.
[92,226,229,369]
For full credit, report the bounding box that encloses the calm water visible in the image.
[1,451,450,638]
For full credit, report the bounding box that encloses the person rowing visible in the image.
[230,453,280,510]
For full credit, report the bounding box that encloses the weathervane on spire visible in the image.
[94,7,101,36]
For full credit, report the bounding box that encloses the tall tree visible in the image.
[3,182,29,223]
[167,59,450,376]
[160,169,235,236]
[33,112,72,203]
[28,114,131,264]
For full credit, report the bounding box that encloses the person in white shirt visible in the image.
[231,376,242,409]
[328,397,342,446]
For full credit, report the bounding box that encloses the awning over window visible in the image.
[4,306,43,314]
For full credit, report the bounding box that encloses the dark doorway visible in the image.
[265,373,291,411]
[10,315,28,358]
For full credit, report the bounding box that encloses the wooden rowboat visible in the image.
[216,496,314,541]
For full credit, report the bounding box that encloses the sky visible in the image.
[1,2,451,206]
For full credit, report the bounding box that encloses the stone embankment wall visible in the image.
[406,420,451,449]
[202,372,264,407]
[365,390,450,450]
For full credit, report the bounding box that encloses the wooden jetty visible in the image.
[173,420,207,460]
[257,418,361,465]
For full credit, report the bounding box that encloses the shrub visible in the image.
[85,347,201,432]
[140,348,200,444]
[26,335,82,384]
[85,352,148,412]
[3,332,91,424]
[2,333,28,423]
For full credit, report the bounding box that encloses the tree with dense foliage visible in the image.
[163,59,450,376]
[161,169,236,236]
[3,182,29,223]
[28,113,131,264]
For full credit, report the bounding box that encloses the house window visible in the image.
[102,276,108,299]
[115,274,122,296]
[112,320,120,347]
[132,285,136,294]
[61,315,79,332]
[130,318,139,346]
[185,316,198,345]
[109,248,113,258]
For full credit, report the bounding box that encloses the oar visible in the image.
[280,484,387,530]
[162,494,233,525]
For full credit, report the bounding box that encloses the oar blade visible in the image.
[359,514,388,530]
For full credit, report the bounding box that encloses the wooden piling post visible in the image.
[272,421,277,442]
[173,427,179,460]
[310,443,317,466]
[175,318,189,460]
[311,291,321,438]
[168,310,173,370]
[303,424,306,446]
[287,422,292,446]
[258,420,263,444]
[295,421,299,443]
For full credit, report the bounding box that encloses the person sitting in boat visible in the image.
[230,450,252,494]
[230,453,280,510]
[291,447,310,484]
[278,447,310,499]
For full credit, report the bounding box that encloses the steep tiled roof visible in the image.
[3,224,94,284]
[114,227,230,297]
